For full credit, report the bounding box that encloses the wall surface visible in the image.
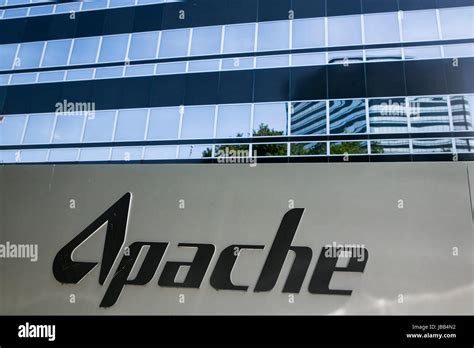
[0,163,473,314]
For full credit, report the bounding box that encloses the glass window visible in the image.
[253,103,288,136]
[257,21,289,51]
[412,139,452,153]
[55,2,81,13]
[109,0,135,8]
[253,143,287,157]
[256,55,289,68]
[0,44,18,70]
[444,44,474,58]
[330,141,368,155]
[19,150,49,163]
[82,0,107,10]
[111,147,143,161]
[408,96,450,132]
[291,101,327,135]
[83,111,116,142]
[129,32,159,60]
[188,59,220,72]
[49,149,77,162]
[147,107,181,140]
[181,106,215,139]
[95,66,124,79]
[66,68,94,81]
[402,9,439,42]
[190,26,222,56]
[221,57,254,70]
[155,62,187,75]
[292,18,325,49]
[42,40,72,67]
[291,53,326,66]
[15,42,44,69]
[23,114,56,144]
[144,146,177,160]
[52,114,85,143]
[450,95,474,131]
[328,50,363,64]
[178,145,213,159]
[440,7,474,40]
[10,73,36,85]
[365,48,402,62]
[0,75,8,85]
[216,104,251,138]
[38,71,65,83]
[29,6,54,16]
[114,109,148,141]
[125,64,155,77]
[329,99,367,134]
[215,144,250,158]
[404,46,442,60]
[4,8,28,19]
[328,15,362,46]
[223,23,255,53]
[49,149,78,162]
[0,115,26,145]
[371,140,410,154]
[159,29,190,58]
[369,98,408,133]
[291,142,327,156]
[364,12,400,44]
[99,34,129,63]
[79,148,111,161]
[70,37,101,65]
[456,138,474,153]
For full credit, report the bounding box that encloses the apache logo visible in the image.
[53,193,369,308]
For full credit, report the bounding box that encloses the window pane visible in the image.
[329,99,366,134]
[365,48,402,62]
[181,106,215,139]
[52,114,85,143]
[125,64,154,77]
[114,109,148,141]
[147,107,181,139]
[253,103,288,136]
[256,55,289,68]
[38,71,65,83]
[129,32,159,60]
[456,138,474,153]
[29,5,54,16]
[292,18,325,49]
[0,115,26,144]
[144,146,177,159]
[402,10,439,42]
[111,147,143,161]
[178,145,213,159]
[42,40,72,67]
[159,29,190,58]
[79,148,110,161]
[371,139,410,154]
[49,149,78,162]
[66,69,94,81]
[364,12,400,44]
[83,111,116,142]
[10,73,36,85]
[408,96,450,132]
[291,101,327,135]
[190,26,222,56]
[99,34,129,62]
[216,104,251,138]
[328,50,363,64]
[19,150,48,163]
[70,37,100,65]
[440,7,474,40]
[444,44,474,58]
[188,59,220,72]
[404,46,442,60]
[450,95,474,131]
[223,23,255,53]
[95,66,124,79]
[15,42,44,69]
[257,21,289,51]
[221,57,254,70]
[155,62,187,74]
[330,141,368,154]
[291,52,326,66]
[369,98,408,133]
[328,15,362,46]
[23,114,55,144]
[253,143,287,156]
[291,142,326,156]
[412,139,452,153]
[0,44,18,70]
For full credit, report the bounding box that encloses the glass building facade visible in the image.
[0,0,473,163]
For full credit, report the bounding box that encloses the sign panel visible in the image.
[0,163,473,314]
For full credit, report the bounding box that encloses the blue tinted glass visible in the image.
[159,29,190,58]
[124,64,154,77]
[329,99,367,134]
[109,0,135,8]
[79,148,110,161]
[99,35,129,62]
[49,149,78,162]
[292,18,325,49]
[70,37,100,65]
[42,40,72,67]
[221,57,254,70]
[181,106,215,139]
[155,62,187,74]
[28,5,54,16]
[55,2,81,13]
[216,104,251,137]
[0,75,9,85]
[188,59,220,72]
[291,101,327,135]
[409,96,450,133]
[0,115,26,144]
[223,23,255,53]
[147,107,180,139]
[257,21,289,51]
[253,103,288,135]
[53,115,85,143]
[15,42,44,69]
[364,13,400,44]
[23,114,56,144]
[402,10,439,42]
[129,32,159,60]
[95,66,124,78]
[440,7,474,39]
[19,150,49,163]
[111,147,143,161]
[38,71,65,82]
[0,44,17,70]
[178,145,212,159]
[82,0,107,10]
[328,15,362,46]
[83,111,116,142]
[144,146,177,159]
[114,109,148,141]
[10,73,36,84]
[412,139,452,153]
[4,8,28,19]
[190,26,222,56]
[66,69,94,80]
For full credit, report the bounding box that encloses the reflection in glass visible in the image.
[404,46,442,60]
[18,150,48,163]
[95,66,124,79]
[412,139,452,153]
[253,103,288,136]
[125,64,154,77]
[98,34,129,62]
[253,143,287,156]
[23,114,55,144]
[10,73,36,84]
[178,145,213,159]
[159,29,190,58]
[291,53,326,66]
[440,7,474,40]
[365,48,402,62]
[79,148,111,161]
[370,140,410,154]
[328,15,362,46]
[369,98,408,133]
[408,96,450,133]
[15,42,44,69]
[292,18,325,49]
[216,104,251,138]
[328,50,363,64]
[223,23,255,53]
[402,10,439,42]
[111,147,143,161]
[455,138,474,153]
[38,71,65,83]
[0,115,26,145]
[53,114,85,143]
[156,62,187,74]
[330,141,368,154]
[256,55,289,68]
[450,95,474,131]
[329,99,366,134]
[66,69,94,81]
[443,44,474,58]
[70,37,101,65]
[114,109,148,141]
[0,44,17,70]
[181,106,215,139]
[129,32,159,60]
[257,21,289,51]
[364,12,400,44]
[215,144,250,158]
[291,101,326,135]
[291,142,326,156]
[144,146,177,159]
[190,26,222,56]
[83,111,116,142]
[42,40,72,67]
[49,149,78,162]
[188,59,220,72]
[221,57,254,70]
[147,107,181,140]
